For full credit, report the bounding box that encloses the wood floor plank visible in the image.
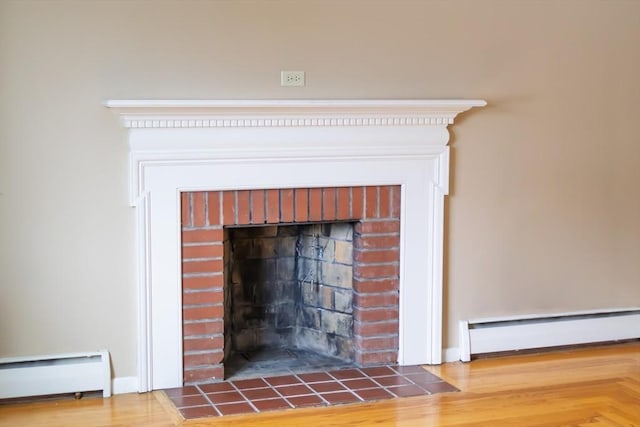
[0,342,638,427]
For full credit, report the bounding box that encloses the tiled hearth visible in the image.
[165,365,457,419]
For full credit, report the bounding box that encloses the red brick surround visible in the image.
[181,186,401,384]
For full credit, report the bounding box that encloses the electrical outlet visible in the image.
[281,71,305,87]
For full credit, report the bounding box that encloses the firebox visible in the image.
[223,222,355,378]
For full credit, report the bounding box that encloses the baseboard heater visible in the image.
[0,350,111,399]
[459,308,640,362]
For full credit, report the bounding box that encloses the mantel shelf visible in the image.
[105,99,487,128]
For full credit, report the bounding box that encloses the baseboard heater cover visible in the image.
[458,308,640,362]
[0,350,111,399]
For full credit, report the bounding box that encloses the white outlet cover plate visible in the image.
[281,71,305,87]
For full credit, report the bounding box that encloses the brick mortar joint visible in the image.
[354,232,401,237]
[360,215,400,220]
[182,272,223,278]
[353,276,399,281]
[354,249,401,254]
[353,277,399,283]
[354,306,398,310]
[183,334,223,339]
[357,224,401,231]
[354,271,399,276]
[354,247,400,252]
[183,364,223,370]
[183,349,224,355]
[354,335,399,340]
[355,333,399,339]
[353,305,399,310]
[183,288,223,294]
[183,319,223,324]
[182,242,223,247]
[183,302,224,308]
[355,319,399,324]
[354,261,400,266]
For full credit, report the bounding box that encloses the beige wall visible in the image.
[1,0,638,378]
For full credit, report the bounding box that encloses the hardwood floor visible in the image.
[1,342,638,426]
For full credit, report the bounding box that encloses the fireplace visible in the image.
[106,99,486,391]
[181,186,401,383]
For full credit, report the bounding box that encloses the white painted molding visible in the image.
[112,377,139,395]
[106,99,486,391]
[105,99,486,129]
[459,320,472,362]
[107,99,485,206]
[136,192,152,393]
[443,348,461,363]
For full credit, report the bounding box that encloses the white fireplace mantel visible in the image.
[106,99,486,392]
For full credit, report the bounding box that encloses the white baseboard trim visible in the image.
[112,376,138,395]
[442,347,460,363]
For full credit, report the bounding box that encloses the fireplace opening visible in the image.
[223,222,357,379]
[181,186,402,384]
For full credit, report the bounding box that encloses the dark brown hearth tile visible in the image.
[164,386,199,397]
[275,384,314,397]
[179,405,220,419]
[320,391,361,405]
[374,375,413,387]
[297,372,333,383]
[252,398,292,412]
[341,378,379,390]
[264,375,301,387]
[169,394,209,408]
[406,372,445,386]
[215,402,257,416]
[354,387,394,401]
[421,381,459,394]
[308,381,346,393]
[360,366,396,377]
[329,368,365,380]
[390,365,428,375]
[206,390,245,404]
[286,394,326,408]
[241,387,279,400]
[387,384,427,398]
[199,382,235,393]
[232,378,269,389]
